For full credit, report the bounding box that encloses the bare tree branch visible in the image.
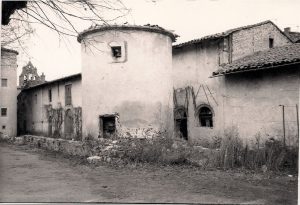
[1,0,129,50]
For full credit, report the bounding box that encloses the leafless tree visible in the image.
[1,0,129,51]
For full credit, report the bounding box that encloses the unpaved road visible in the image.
[0,142,297,204]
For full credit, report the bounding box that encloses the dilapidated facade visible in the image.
[18,24,177,140]
[17,73,82,140]
[173,21,299,146]
[78,25,176,139]
[17,21,299,146]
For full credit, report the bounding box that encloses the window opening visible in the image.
[1,108,7,117]
[199,106,213,127]
[111,46,122,58]
[269,38,274,48]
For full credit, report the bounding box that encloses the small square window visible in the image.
[2,125,6,130]
[1,108,7,117]
[1,79,8,87]
[111,46,122,58]
[269,38,274,48]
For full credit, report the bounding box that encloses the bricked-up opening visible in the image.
[269,38,274,48]
[199,107,213,128]
[111,46,122,58]
[99,115,116,138]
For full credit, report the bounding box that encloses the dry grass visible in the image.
[212,127,298,172]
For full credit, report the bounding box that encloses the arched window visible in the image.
[199,106,213,127]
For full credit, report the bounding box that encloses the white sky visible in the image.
[17,0,300,81]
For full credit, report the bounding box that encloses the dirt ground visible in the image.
[0,142,297,204]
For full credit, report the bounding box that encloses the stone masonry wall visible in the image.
[231,22,292,61]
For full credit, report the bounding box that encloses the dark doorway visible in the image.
[64,109,73,139]
[174,108,188,140]
[99,115,116,138]
[23,120,27,134]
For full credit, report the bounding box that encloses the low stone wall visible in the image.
[1,135,91,157]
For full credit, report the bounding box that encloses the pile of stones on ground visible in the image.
[0,134,217,168]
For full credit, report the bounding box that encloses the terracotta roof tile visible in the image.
[212,44,300,76]
[286,32,300,43]
[173,20,292,48]
[78,24,178,42]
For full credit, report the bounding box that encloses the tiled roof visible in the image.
[286,32,300,43]
[212,44,300,76]
[78,24,179,43]
[22,73,82,91]
[173,20,292,48]
[1,47,18,55]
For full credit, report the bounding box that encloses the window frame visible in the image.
[196,105,214,128]
[1,108,7,117]
[111,46,122,58]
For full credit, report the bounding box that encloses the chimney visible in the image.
[284,27,291,34]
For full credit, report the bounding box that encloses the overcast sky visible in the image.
[17,0,300,81]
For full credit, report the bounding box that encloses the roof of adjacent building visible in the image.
[22,73,81,91]
[1,47,19,55]
[77,24,178,43]
[173,20,292,49]
[212,44,300,76]
[286,32,300,43]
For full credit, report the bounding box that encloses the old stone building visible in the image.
[17,73,82,139]
[0,47,18,137]
[212,44,300,146]
[18,24,177,140]
[17,21,300,146]
[173,20,299,146]
[78,25,176,139]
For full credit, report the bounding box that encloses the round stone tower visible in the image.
[78,25,177,139]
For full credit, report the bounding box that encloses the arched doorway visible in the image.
[174,107,188,140]
[64,109,74,139]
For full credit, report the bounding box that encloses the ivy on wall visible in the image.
[46,105,63,138]
[73,107,82,140]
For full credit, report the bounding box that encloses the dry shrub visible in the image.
[118,135,191,165]
[216,126,243,168]
[212,126,298,172]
